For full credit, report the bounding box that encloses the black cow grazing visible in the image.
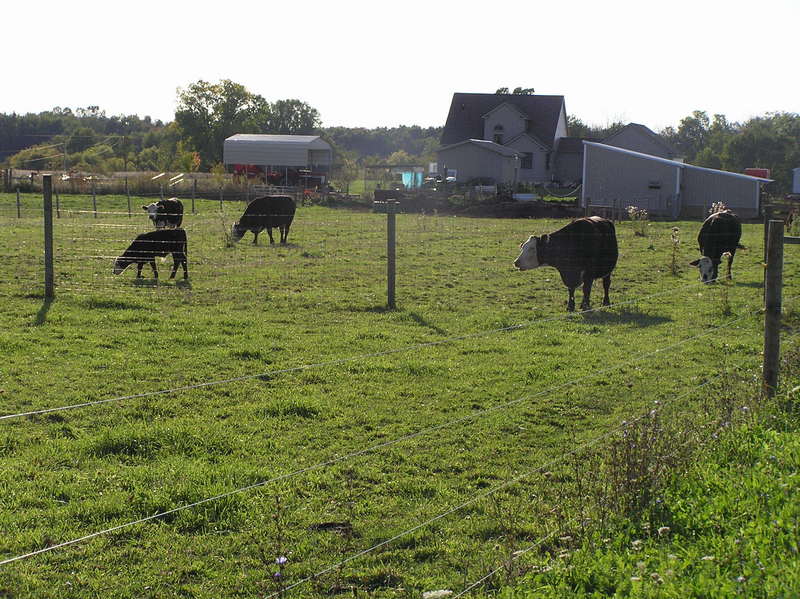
[231,195,296,245]
[113,228,188,279]
[514,216,619,312]
[689,209,743,283]
[143,197,184,229]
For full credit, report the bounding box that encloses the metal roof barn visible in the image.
[223,134,332,169]
[581,142,772,219]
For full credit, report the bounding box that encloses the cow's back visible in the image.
[241,195,296,227]
[550,217,617,278]
[698,210,741,258]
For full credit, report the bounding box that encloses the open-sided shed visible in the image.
[582,142,772,219]
[223,134,332,179]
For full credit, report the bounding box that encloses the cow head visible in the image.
[112,256,130,275]
[689,256,717,283]
[514,235,544,270]
[142,202,159,220]
[230,222,245,242]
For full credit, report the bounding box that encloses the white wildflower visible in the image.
[422,591,453,599]
[657,526,670,536]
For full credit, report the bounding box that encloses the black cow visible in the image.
[689,209,743,283]
[113,228,188,279]
[231,195,296,245]
[514,216,619,312]
[143,198,184,228]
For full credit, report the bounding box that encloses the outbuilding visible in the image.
[582,142,772,219]
[436,139,520,185]
[223,134,333,185]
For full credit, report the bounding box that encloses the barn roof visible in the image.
[583,142,774,182]
[441,93,565,148]
[223,134,332,167]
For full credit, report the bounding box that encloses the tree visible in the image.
[494,87,535,94]
[266,99,320,135]
[175,79,271,168]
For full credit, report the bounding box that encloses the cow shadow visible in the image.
[132,279,159,288]
[405,311,448,336]
[581,307,673,327]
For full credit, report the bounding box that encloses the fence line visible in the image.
[0,277,738,423]
[0,306,784,569]
[261,350,768,598]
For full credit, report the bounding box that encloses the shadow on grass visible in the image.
[33,297,54,326]
[405,311,448,336]
[581,307,673,327]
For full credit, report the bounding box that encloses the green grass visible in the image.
[0,192,798,597]
[493,389,800,598]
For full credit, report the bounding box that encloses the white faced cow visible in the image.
[142,197,184,229]
[689,209,743,283]
[514,216,619,312]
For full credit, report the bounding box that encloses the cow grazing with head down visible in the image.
[689,209,743,283]
[142,197,184,229]
[231,195,296,245]
[113,228,188,279]
[514,216,619,312]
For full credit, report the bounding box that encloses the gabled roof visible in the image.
[554,136,598,154]
[441,93,565,148]
[438,138,520,158]
[481,101,530,121]
[583,142,773,182]
[505,131,550,151]
[602,123,678,157]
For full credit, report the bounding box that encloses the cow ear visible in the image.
[141,205,148,210]
[689,259,700,267]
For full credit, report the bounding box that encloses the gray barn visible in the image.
[223,134,332,179]
[582,142,771,219]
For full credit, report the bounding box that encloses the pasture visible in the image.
[0,192,798,597]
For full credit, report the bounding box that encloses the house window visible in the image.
[521,152,533,170]
[493,124,504,145]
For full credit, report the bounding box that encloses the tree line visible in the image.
[1,80,797,194]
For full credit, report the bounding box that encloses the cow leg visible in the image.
[169,254,179,279]
[136,263,143,278]
[602,275,612,306]
[150,260,158,279]
[567,287,576,312]
[182,255,189,279]
[267,227,276,245]
[252,230,259,245]
[580,277,593,311]
[279,225,287,244]
[727,251,734,280]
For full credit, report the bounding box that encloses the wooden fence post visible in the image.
[192,179,197,214]
[387,202,397,309]
[763,219,784,398]
[126,177,131,217]
[55,186,61,218]
[43,175,54,298]
[92,180,97,218]
[219,186,223,211]
[16,188,21,218]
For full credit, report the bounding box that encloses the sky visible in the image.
[2,0,798,133]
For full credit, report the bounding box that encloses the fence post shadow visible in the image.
[34,297,54,326]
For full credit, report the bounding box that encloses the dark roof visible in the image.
[438,138,520,157]
[553,136,599,154]
[602,123,678,157]
[441,93,565,148]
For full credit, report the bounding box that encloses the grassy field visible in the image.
[0,192,798,597]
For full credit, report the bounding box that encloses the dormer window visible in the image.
[493,124,504,145]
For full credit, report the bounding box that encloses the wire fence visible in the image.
[1,190,799,595]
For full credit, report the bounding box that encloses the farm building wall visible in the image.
[555,152,582,185]
[680,168,760,219]
[223,135,332,169]
[437,144,518,184]
[505,136,550,183]
[582,142,680,217]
